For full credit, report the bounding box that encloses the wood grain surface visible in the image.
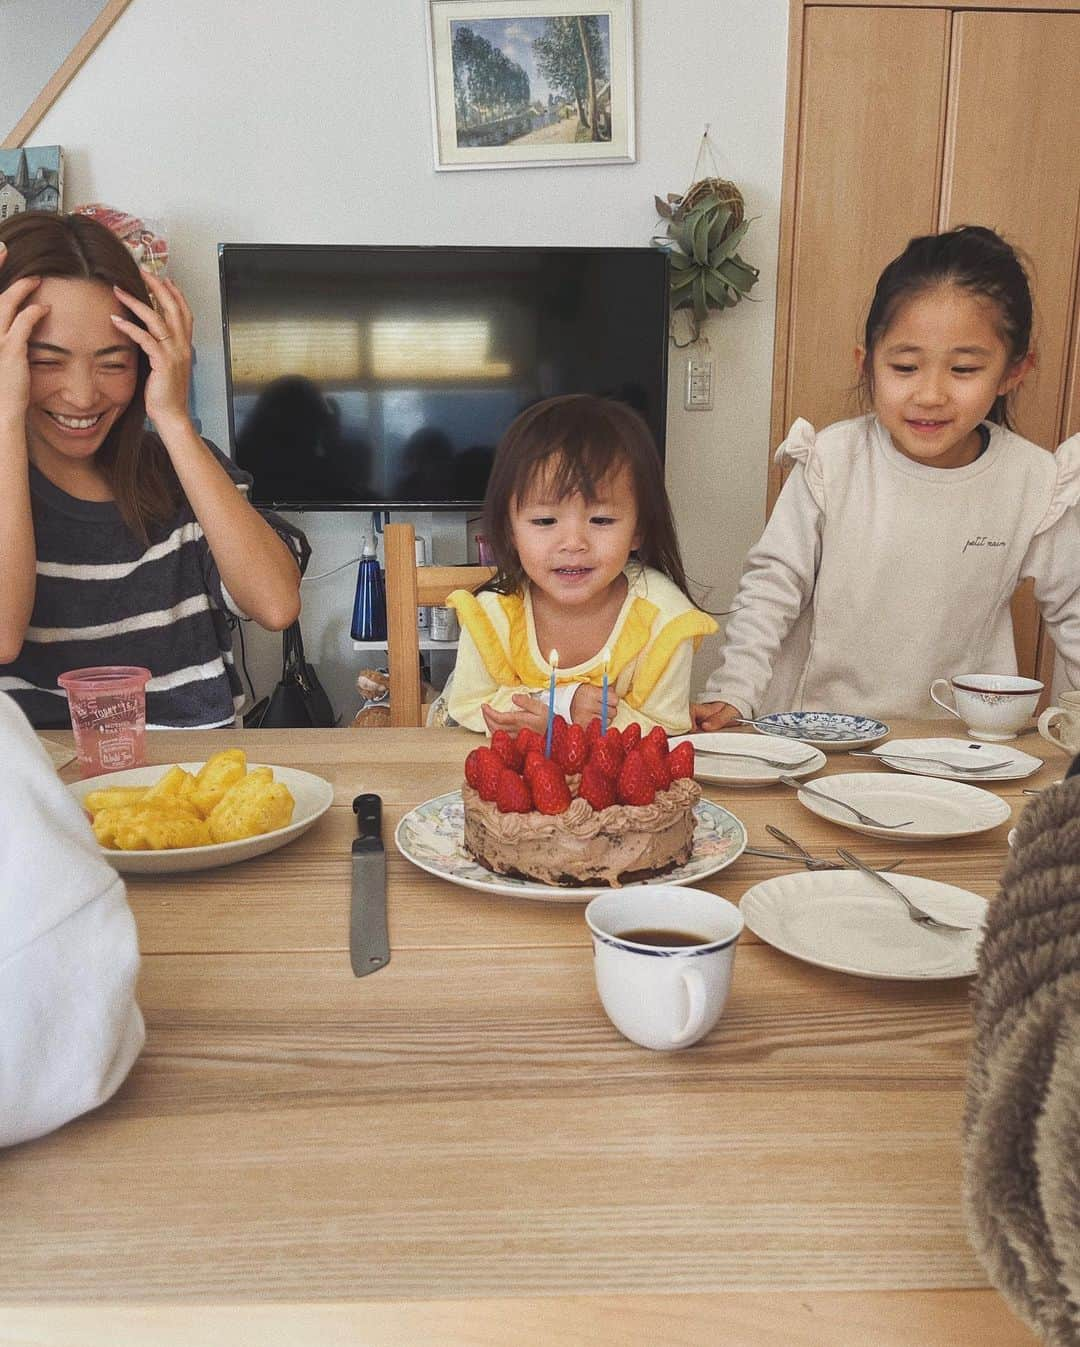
[4,722,1054,1343]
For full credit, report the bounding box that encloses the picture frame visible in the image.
[425,0,635,171]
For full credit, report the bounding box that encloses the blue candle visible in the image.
[601,646,611,735]
[545,649,559,758]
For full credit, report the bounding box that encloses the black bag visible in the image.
[249,620,337,728]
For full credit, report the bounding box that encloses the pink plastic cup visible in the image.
[57,666,151,777]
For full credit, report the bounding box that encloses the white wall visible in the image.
[0,0,105,141]
[30,0,789,721]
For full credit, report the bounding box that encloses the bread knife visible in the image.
[350,793,389,976]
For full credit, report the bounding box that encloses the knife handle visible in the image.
[350,793,389,977]
[353,792,382,848]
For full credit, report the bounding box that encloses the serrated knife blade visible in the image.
[350,793,389,976]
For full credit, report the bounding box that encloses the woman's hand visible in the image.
[570,682,617,727]
[0,249,48,427]
[692,700,743,732]
[481,694,550,736]
[110,270,193,433]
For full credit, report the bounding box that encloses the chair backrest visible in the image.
[383,522,496,727]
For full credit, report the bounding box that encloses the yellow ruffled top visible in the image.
[445,565,716,732]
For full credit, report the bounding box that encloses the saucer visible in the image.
[670,732,826,786]
[750,712,889,751]
[866,737,1043,782]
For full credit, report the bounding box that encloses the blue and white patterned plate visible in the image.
[394,790,747,903]
[749,712,890,751]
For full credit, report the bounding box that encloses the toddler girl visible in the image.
[444,393,716,734]
[0,212,301,729]
[694,225,1080,728]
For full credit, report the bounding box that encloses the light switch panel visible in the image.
[685,358,714,409]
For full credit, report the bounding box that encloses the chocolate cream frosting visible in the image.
[462,778,701,887]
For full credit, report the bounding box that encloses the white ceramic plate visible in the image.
[793,771,1012,840]
[670,732,826,786]
[394,790,747,902]
[70,762,334,874]
[741,870,987,979]
[749,712,890,751]
[866,737,1043,782]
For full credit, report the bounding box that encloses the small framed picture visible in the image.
[426,0,635,171]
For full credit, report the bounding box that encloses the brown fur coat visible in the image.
[965,776,1080,1346]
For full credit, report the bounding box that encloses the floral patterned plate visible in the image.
[394,790,747,903]
[750,712,890,750]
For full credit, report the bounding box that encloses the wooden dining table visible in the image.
[2,719,1058,1346]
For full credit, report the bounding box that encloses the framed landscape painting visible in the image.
[426,0,635,170]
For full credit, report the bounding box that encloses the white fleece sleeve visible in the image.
[1022,505,1080,695]
[445,622,544,732]
[701,465,824,717]
[0,696,144,1147]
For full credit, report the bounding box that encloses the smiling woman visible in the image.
[24,276,139,490]
[0,212,303,730]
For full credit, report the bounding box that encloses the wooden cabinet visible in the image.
[770,0,1080,682]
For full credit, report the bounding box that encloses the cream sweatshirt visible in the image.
[704,416,1080,720]
[0,693,144,1147]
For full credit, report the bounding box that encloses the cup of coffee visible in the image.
[929,673,1042,741]
[57,665,151,777]
[584,885,743,1050]
[1037,689,1080,754]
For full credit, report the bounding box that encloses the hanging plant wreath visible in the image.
[651,132,759,346]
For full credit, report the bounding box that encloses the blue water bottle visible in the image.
[350,534,387,642]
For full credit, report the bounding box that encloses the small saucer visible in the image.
[866,737,1042,782]
[750,712,889,751]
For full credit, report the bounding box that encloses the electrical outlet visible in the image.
[685,358,714,409]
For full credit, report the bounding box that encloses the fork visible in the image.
[766,823,822,863]
[694,747,819,770]
[850,750,1013,774]
[836,848,976,931]
[758,822,899,872]
[779,775,914,829]
[744,846,847,870]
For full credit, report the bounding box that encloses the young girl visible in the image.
[0,212,301,729]
[444,393,716,735]
[694,225,1080,729]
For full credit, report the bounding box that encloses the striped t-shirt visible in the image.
[2,439,276,730]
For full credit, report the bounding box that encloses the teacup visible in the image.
[584,885,743,1050]
[1037,689,1080,754]
[929,673,1042,741]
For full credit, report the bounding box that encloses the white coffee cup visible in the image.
[584,885,743,1050]
[929,673,1042,741]
[1037,689,1080,753]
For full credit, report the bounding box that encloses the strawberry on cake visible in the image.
[462,716,699,887]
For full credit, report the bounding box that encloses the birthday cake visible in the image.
[462,717,699,887]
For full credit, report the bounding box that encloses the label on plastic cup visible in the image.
[56,665,151,777]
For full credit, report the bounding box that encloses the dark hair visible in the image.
[0,210,181,540]
[480,393,698,603]
[860,225,1033,429]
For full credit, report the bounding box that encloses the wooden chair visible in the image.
[383,522,495,727]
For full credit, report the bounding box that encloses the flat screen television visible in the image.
[218,244,669,510]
